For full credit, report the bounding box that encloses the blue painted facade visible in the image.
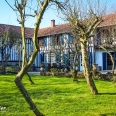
[0,18,116,72]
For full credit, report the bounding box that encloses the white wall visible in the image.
[95,49,114,71]
[95,50,103,70]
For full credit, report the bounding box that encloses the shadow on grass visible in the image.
[98,92,116,95]
[100,113,116,116]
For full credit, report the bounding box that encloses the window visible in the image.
[43,38,47,46]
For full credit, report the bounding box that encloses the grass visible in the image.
[0,74,116,116]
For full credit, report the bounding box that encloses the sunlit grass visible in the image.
[0,74,116,116]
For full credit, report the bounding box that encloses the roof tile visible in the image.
[0,13,116,38]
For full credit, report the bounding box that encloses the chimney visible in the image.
[51,20,55,27]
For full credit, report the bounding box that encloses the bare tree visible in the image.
[62,0,108,94]
[0,26,21,73]
[50,34,81,82]
[95,20,116,79]
[5,0,65,115]
[97,24,116,74]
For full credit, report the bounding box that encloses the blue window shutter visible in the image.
[60,36,64,45]
[43,39,45,46]
[56,54,60,63]
[38,52,41,66]
[62,54,70,64]
[114,52,116,69]
[45,38,47,46]
[62,55,66,64]
[41,52,44,62]
[43,38,47,46]
[89,52,92,69]
[68,35,72,44]
[102,52,107,70]
[66,54,70,64]
[50,37,53,46]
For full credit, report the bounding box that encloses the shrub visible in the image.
[77,72,84,78]
[57,72,65,77]
[0,66,2,70]
[51,72,59,76]
[6,66,18,73]
[65,73,72,78]
[40,62,44,68]
[45,72,51,76]
[50,68,57,72]
[6,67,12,72]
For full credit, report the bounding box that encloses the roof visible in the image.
[98,13,116,27]
[0,24,34,38]
[38,13,116,37]
[0,13,116,38]
[38,23,71,37]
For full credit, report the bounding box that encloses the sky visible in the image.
[0,0,65,28]
[0,0,116,29]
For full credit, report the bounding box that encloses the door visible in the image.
[107,52,114,70]
[102,52,107,70]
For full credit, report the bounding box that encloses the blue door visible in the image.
[102,52,107,70]
[40,52,44,63]
[114,52,116,69]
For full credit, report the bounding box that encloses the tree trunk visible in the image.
[14,73,44,116]
[81,42,98,94]
[71,69,78,82]
[27,72,35,84]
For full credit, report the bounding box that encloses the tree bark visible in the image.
[14,74,44,116]
[27,72,35,84]
[71,69,78,82]
[9,0,63,115]
[81,42,98,94]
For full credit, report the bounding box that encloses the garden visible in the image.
[0,74,116,116]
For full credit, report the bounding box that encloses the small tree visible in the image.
[96,24,116,74]
[0,26,21,73]
[5,0,64,115]
[50,34,81,81]
[62,0,107,94]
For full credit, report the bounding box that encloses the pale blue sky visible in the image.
[0,0,65,28]
[0,0,116,28]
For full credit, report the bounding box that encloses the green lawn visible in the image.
[0,74,116,116]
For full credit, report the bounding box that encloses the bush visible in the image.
[57,72,65,77]
[6,67,13,72]
[0,66,2,70]
[65,73,72,78]
[45,72,51,76]
[51,72,59,76]
[50,68,57,72]
[77,72,84,78]
[91,71,113,81]
[6,66,18,73]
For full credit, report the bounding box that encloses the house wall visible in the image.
[95,50,103,70]
[95,49,114,71]
[0,37,42,71]
[2,27,116,72]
